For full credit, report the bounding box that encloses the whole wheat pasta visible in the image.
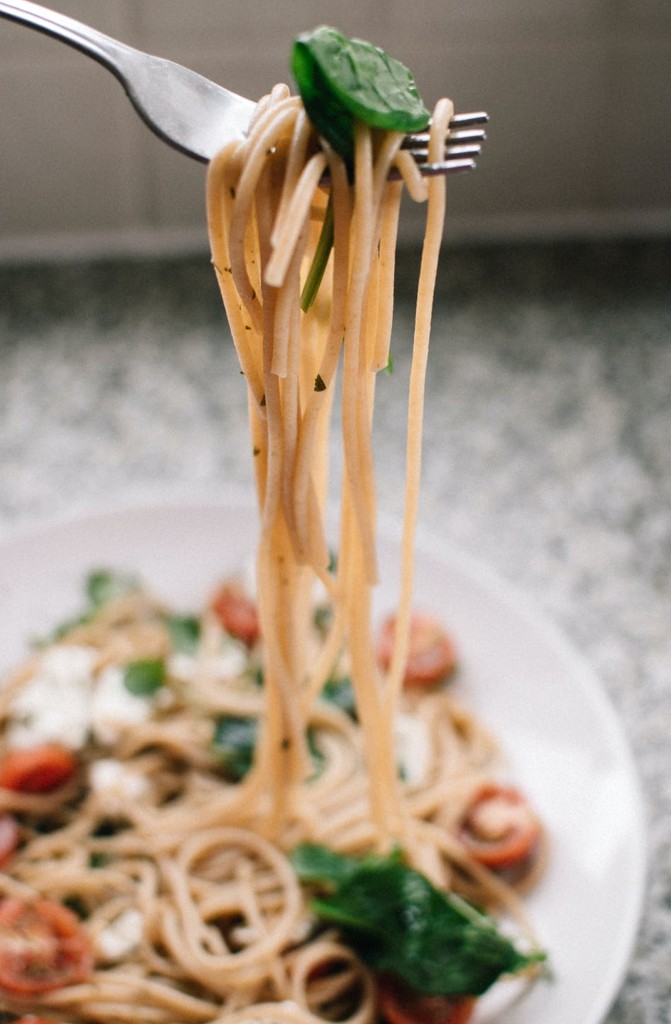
[0,83,545,1024]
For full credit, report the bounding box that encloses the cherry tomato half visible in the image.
[211,582,260,646]
[0,814,20,869]
[377,975,476,1024]
[376,612,457,690]
[0,744,77,794]
[0,897,93,995]
[13,1017,57,1023]
[457,784,542,877]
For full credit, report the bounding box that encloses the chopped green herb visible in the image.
[89,851,111,869]
[123,659,165,696]
[291,843,546,997]
[250,664,265,687]
[313,602,333,634]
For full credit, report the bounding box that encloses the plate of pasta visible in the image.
[0,24,645,1024]
[0,494,645,1024]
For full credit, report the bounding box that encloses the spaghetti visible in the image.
[0,45,546,1024]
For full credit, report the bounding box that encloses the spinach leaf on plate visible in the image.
[291,843,546,997]
[123,658,165,696]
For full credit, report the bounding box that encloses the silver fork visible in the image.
[0,0,487,173]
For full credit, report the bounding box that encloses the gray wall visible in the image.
[1,0,669,260]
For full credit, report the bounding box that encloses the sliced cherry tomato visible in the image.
[377,975,476,1024]
[457,784,541,877]
[0,897,93,995]
[376,612,457,689]
[211,582,260,646]
[0,814,20,869]
[0,745,77,794]
[13,1018,58,1023]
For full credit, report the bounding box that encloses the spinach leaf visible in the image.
[300,192,334,313]
[212,718,329,782]
[291,27,429,311]
[291,26,429,169]
[87,569,139,608]
[292,841,404,888]
[123,658,165,696]
[165,614,201,655]
[212,715,258,781]
[291,844,546,997]
[321,675,356,718]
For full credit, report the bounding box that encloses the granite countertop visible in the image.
[1,238,670,1021]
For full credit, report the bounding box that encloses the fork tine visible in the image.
[402,127,486,150]
[448,111,489,128]
[414,158,477,178]
[401,111,488,174]
[408,142,482,162]
[415,111,488,141]
[387,156,477,181]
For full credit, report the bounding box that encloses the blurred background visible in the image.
[0,0,669,259]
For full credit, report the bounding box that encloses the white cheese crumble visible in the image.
[394,711,432,786]
[95,908,144,961]
[89,758,151,802]
[168,642,248,684]
[7,645,97,750]
[90,665,152,746]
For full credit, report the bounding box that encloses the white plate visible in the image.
[0,495,646,1024]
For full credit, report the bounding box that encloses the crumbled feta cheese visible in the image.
[394,712,432,786]
[89,758,151,802]
[167,652,199,683]
[7,645,96,750]
[312,576,330,607]
[95,908,144,961]
[168,642,248,684]
[90,666,152,746]
[216,643,249,679]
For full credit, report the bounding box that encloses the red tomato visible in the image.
[0,897,93,995]
[211,582,260,646]
[376,612,457,689]
[0,745,77,794]
[0,814,20,869]
[13,1018,57,1023]
[377,975,476,1024]
[458,784,541,876]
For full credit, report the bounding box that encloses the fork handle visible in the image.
[0,0,135,77]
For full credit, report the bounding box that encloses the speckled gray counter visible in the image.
[1,239,670,1022]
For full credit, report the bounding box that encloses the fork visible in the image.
[0,0,487,174]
